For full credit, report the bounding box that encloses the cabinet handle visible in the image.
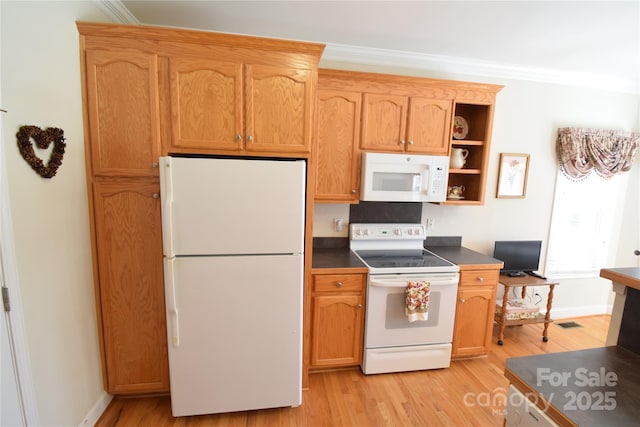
[477,277,484,282]
[351,189,356,193]
[152,193,160,199]
[336,281,343,288]
[235,135,242,141]
[151,162,159,168]
[408,140,414,145]
[246,135,253,142]
[357,304,363,309]
[459,298,465,303]
[400,140,406,145]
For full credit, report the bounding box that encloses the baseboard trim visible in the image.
[79,392,112,427]
[552,305,611,320]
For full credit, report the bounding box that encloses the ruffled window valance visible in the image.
[557,127,639,181]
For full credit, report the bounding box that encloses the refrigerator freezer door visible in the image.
[164,255,303,416]
[160,156,305,257]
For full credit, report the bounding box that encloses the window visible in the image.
[545,171,621,278]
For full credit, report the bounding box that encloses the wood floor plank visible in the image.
[96,315,609,426]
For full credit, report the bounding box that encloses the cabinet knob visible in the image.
[152,193,160,199]
[246,135,253,142]
[357,304,363,309]
[351,189,356,193]
[336,281,343,288]
[459,298,465,303]
[400,140,406,145]
[151,162,159,168]
[408,140,414,145]
[235,135,242,141]
[477,277,484,282]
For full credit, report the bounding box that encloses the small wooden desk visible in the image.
[496,274,559,345]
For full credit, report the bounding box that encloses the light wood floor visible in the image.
[97,315,610,426]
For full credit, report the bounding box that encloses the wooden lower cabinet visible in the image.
[92,179,169,393]
[452,267,500,358]
[310,272,366,368]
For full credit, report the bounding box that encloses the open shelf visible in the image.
[449,168,481,175]
[494,312,552,326]
[445,102,493,205]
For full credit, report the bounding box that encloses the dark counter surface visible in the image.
[505,346,640,427]
[600,267,640,291]
[311,248,367,270]
[311,237,502,270]
[426,245,503,268]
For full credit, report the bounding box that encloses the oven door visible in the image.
[364,273,459,349]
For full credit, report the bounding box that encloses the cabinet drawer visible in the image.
[313,274,365,292]
[459,269,500,287]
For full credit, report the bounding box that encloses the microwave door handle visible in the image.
[421,169,429,194]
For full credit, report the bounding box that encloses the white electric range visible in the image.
[350,223,460,374]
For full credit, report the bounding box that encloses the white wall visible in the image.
[314,61,640,318]
[1,1,112,425]
[0,2,637,423]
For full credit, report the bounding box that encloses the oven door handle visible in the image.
[369,275,459,288]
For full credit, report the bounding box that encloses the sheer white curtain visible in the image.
[547,127,637,278]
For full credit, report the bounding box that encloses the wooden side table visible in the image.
[495,274,559,345]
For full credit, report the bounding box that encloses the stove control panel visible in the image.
[350,223,426,240]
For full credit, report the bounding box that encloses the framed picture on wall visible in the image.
[496,153,530,198]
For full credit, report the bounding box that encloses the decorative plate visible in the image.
[452,116,469,140]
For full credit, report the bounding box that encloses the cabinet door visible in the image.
[406,98,452,154]
[360,93,408,152]
[93,179,169,393]
[311,294,364,367]
[85,49,161,176]
[452,285,496,357]
[245,64,313,154]
[315,89,361,203]
[168,57,243,152]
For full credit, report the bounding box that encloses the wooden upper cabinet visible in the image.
[168,57,243,152]
[315,89,362,203]
[92,179,169,393]
[361,94,452,154]
[245,64,314,154]
[406,98,452,155]
[360,93,408,152]
[167,61,314,155]
[85,49,161,176]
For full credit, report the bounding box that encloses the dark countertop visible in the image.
[311,237,502,270]
[311,248,367,270]
[425,245,503,269]
[600,267,640,291]
[505,346,640,427]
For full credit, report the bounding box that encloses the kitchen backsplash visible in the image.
[313,202,423,237]
[349,201,422,224]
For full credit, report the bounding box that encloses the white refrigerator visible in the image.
[159,156,305,417]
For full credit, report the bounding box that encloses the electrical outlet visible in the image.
[425,218,434,230]
[333,218,344,232]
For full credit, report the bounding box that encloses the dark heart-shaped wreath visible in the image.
[16,126,66,179]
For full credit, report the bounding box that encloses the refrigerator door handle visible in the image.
[164,258,180,347]
[160,157,175,258]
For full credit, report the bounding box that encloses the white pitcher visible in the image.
[450,148,469,169]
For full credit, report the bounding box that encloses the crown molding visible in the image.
[322,43,639,95]
[94,0,139,25]
[92,1,638,95]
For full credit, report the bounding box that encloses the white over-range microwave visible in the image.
[360,152,449,202]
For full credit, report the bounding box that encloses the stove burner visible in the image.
[355,249,454,270]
